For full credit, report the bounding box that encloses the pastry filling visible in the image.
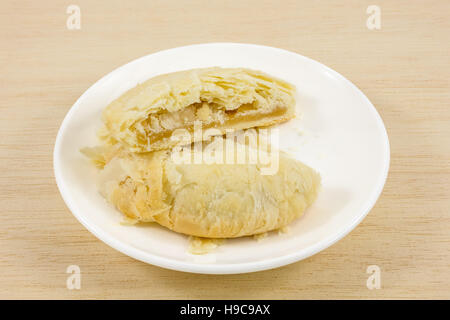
[133,101,287,147]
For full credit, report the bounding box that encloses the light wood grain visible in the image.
[0,0,449,299]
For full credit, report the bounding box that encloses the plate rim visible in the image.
[53,42,390,274]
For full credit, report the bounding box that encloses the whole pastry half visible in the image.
[86,139,321,238]
[101,67,296,152]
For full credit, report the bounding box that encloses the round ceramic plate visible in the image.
[54,43,390,274]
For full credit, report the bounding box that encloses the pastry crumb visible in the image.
[120,217,139,226]
[253,232,268,241]
[278,226,290,235]
[188,236,224,255]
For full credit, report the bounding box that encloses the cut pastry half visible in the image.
[101,67,296,152]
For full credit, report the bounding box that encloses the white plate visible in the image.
[54,43,390,274]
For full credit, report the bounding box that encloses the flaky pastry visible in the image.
[101,67,296,152]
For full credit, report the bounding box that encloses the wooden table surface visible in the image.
[1,0,449,299]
